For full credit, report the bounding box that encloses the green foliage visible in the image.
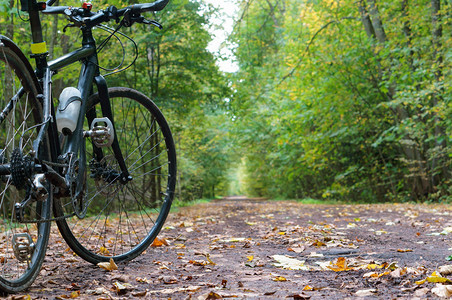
[229,0,451,202]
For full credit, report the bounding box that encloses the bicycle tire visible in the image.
[0,37,51,292]
[55,87,177,264]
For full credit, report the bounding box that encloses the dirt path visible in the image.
[13,198,452,299]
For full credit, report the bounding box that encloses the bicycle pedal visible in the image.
[12,233,35,262]
[84,117,115,148]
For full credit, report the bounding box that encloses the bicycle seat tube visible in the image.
[52,20,130,183]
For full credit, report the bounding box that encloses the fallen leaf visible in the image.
[438,265,452,276]
[189,260,207,266]
[355,289,377,296]
[288,246,305,253]
[414,287,429,297]
[416,271,452,285]
[247,255,254,261]
[390,267,406,278]
[272,276,287,281]
[203,291,223,299]
[136,277,150,283]
[303,285,313,291]
[288,293,311,299]
[311,240,326,247]
[327,257,354,272]
[151,237,169,247]
[307,252,323,258]
[55,291,80,299]
[375,230,387,235]
[264,291,276,295]
[272,255,309,270]
[431,283,452,298]
[113,281,131,295]
[160,276,178,284]
[397,249,413,253]
[97,258,118,271]
[132,290,147,297]
[204,253,216,265]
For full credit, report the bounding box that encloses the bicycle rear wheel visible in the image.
[0,38,51,292]
[55,87,176,264]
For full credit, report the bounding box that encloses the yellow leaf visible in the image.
[205,253,216,265]
[247,255,254,261]
[272,276,287,282]
[70,291,80,298]
[416,271,452,285]
[415,278,427,285]
[327,257,354,272]
[397,249,413,253]
[367,264,379,270]
[98,258,118,271]
[303,285,313,291]
[99,246,109,255]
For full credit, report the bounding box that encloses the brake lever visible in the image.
[140,19,163,29]
[63,23,76,32]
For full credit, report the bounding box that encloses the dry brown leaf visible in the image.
[136,277,150,283]
[414,287,429,297]
[439,265,452,276]
[203,291,223,299]
[431,284,452,298]
[390,267,407,278]
[189,259,207,266]
[97,258,118,271]
[55,291,80,299]
[132,290,148,297]
[288,245,305,253]
[113,281,132,295]
[288,293,311,299]
[160,276,178,284]
[151,237,169,247]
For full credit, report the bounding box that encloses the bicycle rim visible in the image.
[0,42,51,292]
[55,87,176,264]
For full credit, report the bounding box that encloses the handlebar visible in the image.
[42,0,169,28]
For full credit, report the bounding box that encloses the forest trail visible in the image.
[14,199,452,299]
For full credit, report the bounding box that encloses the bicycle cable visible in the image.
[15,0,29,21]
[95,23,139,77]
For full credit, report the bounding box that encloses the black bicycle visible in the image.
[0,0,176,292]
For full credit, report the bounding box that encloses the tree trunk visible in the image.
[430,0,448,186]
[357,0,431,198]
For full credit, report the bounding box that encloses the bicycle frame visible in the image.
[25,0,130,188]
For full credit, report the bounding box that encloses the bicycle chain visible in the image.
[18,212,76,224]
[42,160,69,168]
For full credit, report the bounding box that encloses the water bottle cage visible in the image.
[57,96,81,112]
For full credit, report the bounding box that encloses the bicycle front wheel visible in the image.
[0,38,51,292]
[55,87,177,264]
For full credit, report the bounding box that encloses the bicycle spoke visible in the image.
[56,88,176,264]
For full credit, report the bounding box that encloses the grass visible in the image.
[170,198,213,212]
